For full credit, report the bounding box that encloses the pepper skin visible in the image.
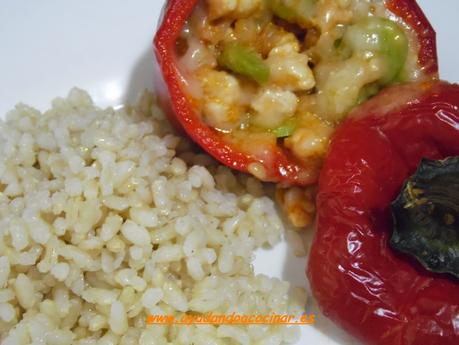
[153,0,438,186]
[308,81,459,345]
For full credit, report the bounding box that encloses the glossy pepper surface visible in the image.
[308,81,459,345]
[154,0,438,186]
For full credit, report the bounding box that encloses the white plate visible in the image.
[0,1,458,344]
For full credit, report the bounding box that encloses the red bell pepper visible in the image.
[154,0,438,186]
[308,81,459,345]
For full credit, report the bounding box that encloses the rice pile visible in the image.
[0,89,306,344]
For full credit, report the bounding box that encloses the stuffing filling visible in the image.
[176,0,425,171]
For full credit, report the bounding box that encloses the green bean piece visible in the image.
[218,43,269,85]
[269,0,296,23]
[357,83,381,104]
[333,38,352,60]
[271,118,297,138]
[344,17,409,85]
[268,0,317,27]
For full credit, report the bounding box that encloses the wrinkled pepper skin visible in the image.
[154,0,438,186]
[308,81,459,345]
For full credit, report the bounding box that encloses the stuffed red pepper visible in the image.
[308,80,459,345]
[154,0,437,185]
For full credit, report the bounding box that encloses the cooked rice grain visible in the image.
[0,88,305,344]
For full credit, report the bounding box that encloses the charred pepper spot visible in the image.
[391,156,459,279]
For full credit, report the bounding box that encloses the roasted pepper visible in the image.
[154,0,437,185]
[308,81,459,345]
